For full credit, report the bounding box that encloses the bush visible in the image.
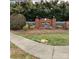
[30,25,35,29]
[10,14,26,30]
[23,24,29,31]
[56,25,63,29]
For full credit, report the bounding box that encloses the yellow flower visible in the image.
[40,39,48,43]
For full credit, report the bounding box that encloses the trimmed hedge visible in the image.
[10,14,26,30]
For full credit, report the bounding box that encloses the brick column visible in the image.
[35,18,40,29]
[51,16,56,29]
[63,21,69,30]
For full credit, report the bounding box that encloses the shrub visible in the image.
[23,24,29,31]
[30,25,35,29]
[56,25,63,29]
[10,14,26,30]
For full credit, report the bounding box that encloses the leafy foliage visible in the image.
[10,0,69,21]
[10,14,26,30]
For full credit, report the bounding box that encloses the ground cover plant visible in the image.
[11,30,69,46]
[10,43,39,59]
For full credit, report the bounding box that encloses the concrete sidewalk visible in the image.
[10,33,69,59]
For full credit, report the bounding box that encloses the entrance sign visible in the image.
[35,17,56,29]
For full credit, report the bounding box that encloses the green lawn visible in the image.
[24,33,68,46]
[12,30,69,46]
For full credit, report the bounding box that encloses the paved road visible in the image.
[10,33,69,59]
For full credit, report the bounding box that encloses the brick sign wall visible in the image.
[35,18,56,29]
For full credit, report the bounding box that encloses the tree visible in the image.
[58,1,69,21]
[10,0,69,21]
[10,2,25,14]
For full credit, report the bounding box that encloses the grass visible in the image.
[10,43,39,59]
[24,33,68,46]
[11,30,69,46]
